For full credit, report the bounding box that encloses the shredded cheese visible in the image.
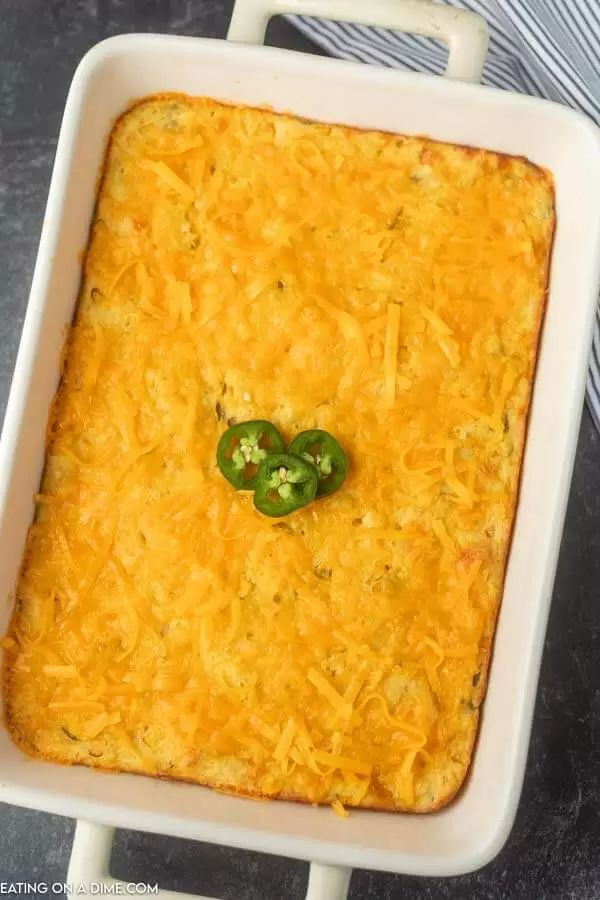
[273,718,296,766]
[432,519,457,557]
[139,159,195,203]
[312,750,372,777]
[5,94,555,814]
[331,799,350,818]
[307,668,351,718]
[383,302,401,407]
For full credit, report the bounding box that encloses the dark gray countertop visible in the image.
[1,2,599,897]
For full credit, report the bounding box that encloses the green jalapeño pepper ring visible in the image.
[217,420,285,490]
[288,429,348,497]
[253,453,318,517]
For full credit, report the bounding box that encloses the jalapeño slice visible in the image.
[217,420,285,490]
[253,453,318,517]
[288,429,348,497]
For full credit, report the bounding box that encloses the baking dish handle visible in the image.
[67,820,351,900]
[228,0,489,83]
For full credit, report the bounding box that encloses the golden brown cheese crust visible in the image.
[3,95,555,813]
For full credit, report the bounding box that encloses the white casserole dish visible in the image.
[1,0,600,895]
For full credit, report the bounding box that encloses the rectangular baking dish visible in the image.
[1,0,600,894]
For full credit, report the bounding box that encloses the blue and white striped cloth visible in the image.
[290,0,600,432]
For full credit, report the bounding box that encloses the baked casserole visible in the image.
[3,95,555,813]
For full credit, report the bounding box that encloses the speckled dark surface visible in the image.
[1,2,599,897]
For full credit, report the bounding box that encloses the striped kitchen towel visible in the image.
[290,0,600,432]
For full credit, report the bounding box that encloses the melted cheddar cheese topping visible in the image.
[4,96,555,812]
